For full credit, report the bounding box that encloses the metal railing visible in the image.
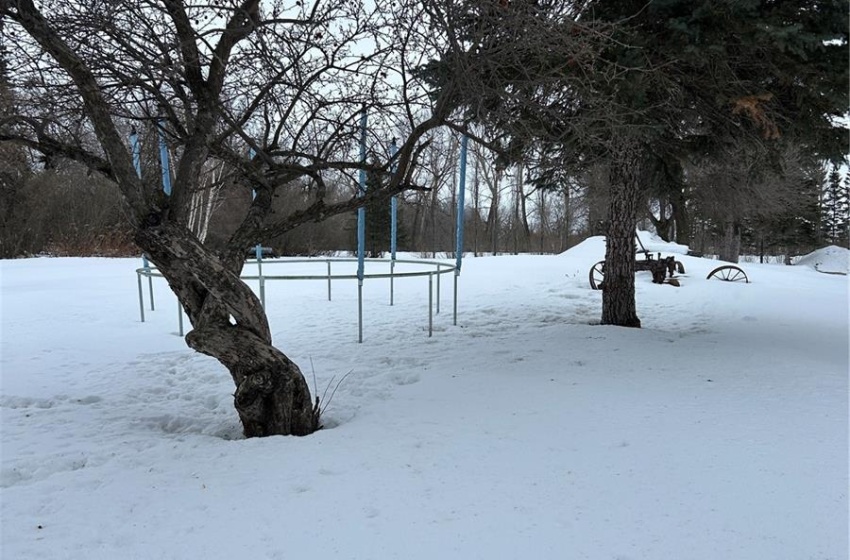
[136,257,460,342]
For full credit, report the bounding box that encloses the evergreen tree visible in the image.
[364,165,392,258]
[821,169,850,247]
[423,0,848,326]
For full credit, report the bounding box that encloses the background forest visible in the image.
[2,126,847,262]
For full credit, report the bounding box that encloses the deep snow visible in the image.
[796,244,850,275]
[1,235,848,560]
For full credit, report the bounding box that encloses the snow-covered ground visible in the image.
[1,235,848,560]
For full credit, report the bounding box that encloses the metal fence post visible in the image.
[137,272,145,322]
[436,263,441,315]
[358,281,363,343]
[428,272,433,337]
[258,259,266,309]
[142,256,155,311]
[453,271,458,326]
[390,260,395,306]
[327,260,332,301]
[177,301,184,337]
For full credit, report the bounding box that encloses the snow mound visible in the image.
[557,235,606,261]
[559,230,690,261]
[636,230,690,255]
[796,245,850,275]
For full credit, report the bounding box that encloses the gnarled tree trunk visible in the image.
[136,222,319,437]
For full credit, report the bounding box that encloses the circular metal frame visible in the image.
[135,257,459,341]
[706,264,749,283]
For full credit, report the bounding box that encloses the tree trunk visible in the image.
[473,157,480,257]
[488,167,501,256]
[562,186,570,252]
[429,185,438,257]
[719,221,741,263]
[512,183,520,255]
[602,145,644,328]
[490,200,499,255]
[538,188,547,254]
[410,198,423,252]
[135,222,319,437]
[648,198,674,242]
[671,188,690,246]
[517,163,530,251]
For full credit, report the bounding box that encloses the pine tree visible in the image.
[422,0,848,326]
[364,166,391,258]
[821,169,850,247]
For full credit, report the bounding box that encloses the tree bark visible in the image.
[602,144,645,328]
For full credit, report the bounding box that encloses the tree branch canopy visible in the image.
[1,0,465,255]
[5,0,149,224]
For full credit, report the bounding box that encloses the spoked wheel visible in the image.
[589,260,605,290]
[706,265,749,283]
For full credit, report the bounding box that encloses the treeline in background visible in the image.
[2,128,847,263]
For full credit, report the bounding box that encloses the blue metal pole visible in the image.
[130,127,142,178]
[252,185,262,263]
[357,109,367,283]
[389,138,398,261]
[157,118,172,196]
[130,127,153,307]
[456,135,468,273]
[388,137,399,306]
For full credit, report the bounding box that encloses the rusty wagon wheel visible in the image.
[589,260,605,290]
[706,265,749,283]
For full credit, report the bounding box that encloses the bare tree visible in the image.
[687,143,824,263]
[482,158,505,255]
[187,158,226,244]
[509,161,531,254]
[471,152,481,255]
[2,0,459,437]
[404,128,458,255]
